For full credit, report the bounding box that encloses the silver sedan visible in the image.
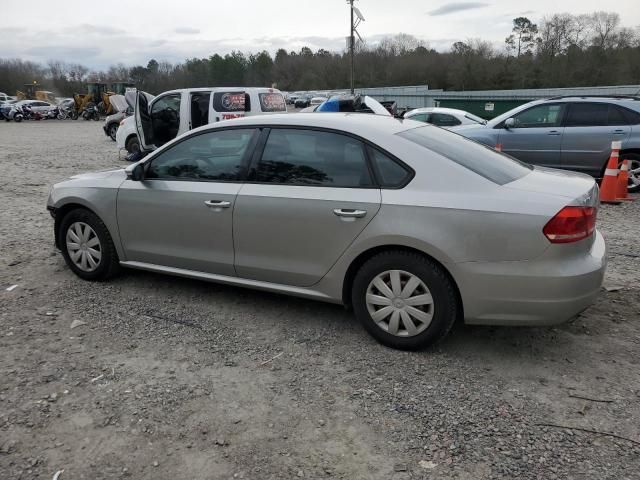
[47,113,606,350]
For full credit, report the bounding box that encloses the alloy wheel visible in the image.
[627,159,640,190]
[365,270,434,337]
[66,222,102,272]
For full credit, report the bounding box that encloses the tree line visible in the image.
[1,11,639,97]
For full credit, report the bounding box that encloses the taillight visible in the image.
[543,206,597,244]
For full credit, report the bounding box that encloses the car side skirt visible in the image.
[120,261,340,304]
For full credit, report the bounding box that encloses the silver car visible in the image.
[47,113,606,350]
[453,96,640,191]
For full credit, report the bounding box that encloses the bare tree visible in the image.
[590,11,620,49]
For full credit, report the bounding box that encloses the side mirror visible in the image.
[504,118,515,129]
[127,163,144,181]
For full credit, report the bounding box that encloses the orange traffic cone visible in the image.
[616,159,635,201]
[600,141,622,204]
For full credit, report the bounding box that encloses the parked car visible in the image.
[315,95,391,116]
[453,96,640,191]
[13,99,57,115]
[103,95,130,141]
[117,87,287,153]
[404,107,487,128]
[48,113,605,350]
[0,92,17,104]
[310,96,327,106]
[294,96,312,108]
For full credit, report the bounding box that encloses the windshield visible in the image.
[465,113,487,124]
[398,125,532,185]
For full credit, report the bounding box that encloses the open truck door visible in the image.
[134,90,157,151]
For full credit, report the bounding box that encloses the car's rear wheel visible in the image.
[59,209,120,281]
[352,251,458,350]
[108,123,118,141]
[621,153,640,193]
[126,136,140,154]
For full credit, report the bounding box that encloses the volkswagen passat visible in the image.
[47,113,606,350]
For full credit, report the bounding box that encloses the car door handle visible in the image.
[333,208,367,218]
[613,129,625,135]
[547,130,561,136]
[204,200,231,208]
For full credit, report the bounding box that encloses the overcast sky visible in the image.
[1,0,639,69]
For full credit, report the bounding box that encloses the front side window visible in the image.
[512,104,563,128]
[565,103,609,127]
[430,113,461,127]
[151,94,181,146]
[408,113,429,123]
[146,129,256,181]
[256,129,373,187]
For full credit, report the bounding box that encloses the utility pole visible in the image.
[349,0,355,94]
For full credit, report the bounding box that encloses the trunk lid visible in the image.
[505,166,597,202]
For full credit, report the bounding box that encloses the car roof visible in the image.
[408,107,468,115]
[157,87,282,95]
[193,112,418,137]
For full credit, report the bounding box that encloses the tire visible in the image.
[125,136,140,154]
[93,113,101,121]
[58,208,120,281]
[351,251,459,350]
[13,114,22,123]
[107,123,118,141]
[70,111,78,120]
[621,153,640,193]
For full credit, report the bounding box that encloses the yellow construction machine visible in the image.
[16,82,57,103]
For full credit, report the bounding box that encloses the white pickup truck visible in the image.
[117,87,287,153]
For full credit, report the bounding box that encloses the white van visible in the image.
[117,87,287,153]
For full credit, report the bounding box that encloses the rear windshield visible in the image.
[398,126,531,185]
[259,92,286,112]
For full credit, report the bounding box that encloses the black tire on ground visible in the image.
[621,153,640,193]
[125,136,140,154]
[351,250,459,350]
[58,208,120,281]
[108,123,118,141]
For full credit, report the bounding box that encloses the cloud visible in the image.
[174,27,200,35]
[428,2,488,16]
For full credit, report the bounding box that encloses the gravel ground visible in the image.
[1,120,639,480]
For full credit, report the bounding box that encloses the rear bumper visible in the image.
[454,231,607,326]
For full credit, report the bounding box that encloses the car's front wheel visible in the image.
[125,136,140,154]
[352,251,459,350]
[59,209,120,281]
[622,153,640,193]
[107,123,118,141]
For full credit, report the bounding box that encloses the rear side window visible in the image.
[259,93,286,112]
[620,106,640,125]
[368,147,411,188]
[565,103,609,127]
[398,126,531,185]
[256,129,373,187]
[212,92,245,112]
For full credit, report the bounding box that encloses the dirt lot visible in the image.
[1,120,639,480]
